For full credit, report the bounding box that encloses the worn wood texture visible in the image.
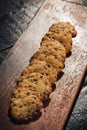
[0,0,87,130]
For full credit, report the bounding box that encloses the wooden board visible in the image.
[0,0,87,130]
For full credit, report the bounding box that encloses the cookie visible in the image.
[42,31,72,54]
[10,87,43,121]
[49,22,77,37]
[30,50,64,73]
[18,73,52,100]
[40,46,65,64]
[41,40,66,62]
[21,60,57,85]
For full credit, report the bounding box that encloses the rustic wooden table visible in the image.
[0,0,87,130]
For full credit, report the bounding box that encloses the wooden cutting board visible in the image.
[0,0,87,130]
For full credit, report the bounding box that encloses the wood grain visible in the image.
[0,0,87,130]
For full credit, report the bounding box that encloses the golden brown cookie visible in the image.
[49,22,77,37]
[40,46,65,64]
[30,50,64,73]
[10,87,43,121]
[42,31,72,54]
[21,60,57,85]
[18,73,52,100]
[41,40,66,62]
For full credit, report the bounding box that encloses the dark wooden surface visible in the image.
[0,0,87,130]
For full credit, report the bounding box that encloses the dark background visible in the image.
[0,0,45,64]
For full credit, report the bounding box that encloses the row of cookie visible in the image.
[10,22,77,121]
